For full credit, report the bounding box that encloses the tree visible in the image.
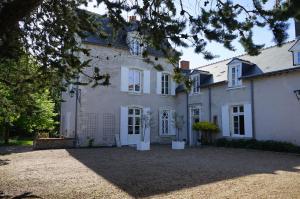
[1,0,300,87]
[15,90,58,136]
[0,54,58,143]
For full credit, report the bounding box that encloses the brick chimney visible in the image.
[180,60,190,70]
[129,16,137,22]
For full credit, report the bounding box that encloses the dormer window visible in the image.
[297,52,300,65]
[228,63,242,87]
[129,39,145,56]
[191,74,200,94]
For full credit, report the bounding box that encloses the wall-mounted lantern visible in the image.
[294,90,300,101]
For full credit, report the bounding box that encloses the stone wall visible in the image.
[33,138,75,150]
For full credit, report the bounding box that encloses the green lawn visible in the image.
[0,137,33,146]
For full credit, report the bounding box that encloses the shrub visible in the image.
[192,121,220,144]
[192,121,220,133]
[215,138,300,154]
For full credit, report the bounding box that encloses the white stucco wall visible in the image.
[253,71,300,145]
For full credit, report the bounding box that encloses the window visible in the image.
[128,69,141,93]
[192,74,200,94]
[229,64,242,87]
[128,107,142,135]
[297,52,300,64]
[130,39,144,56]
[160,110,170,135]
[231,105,245,136]
[161,73,170,95]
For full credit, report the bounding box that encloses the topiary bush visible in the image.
[193,121,220,144]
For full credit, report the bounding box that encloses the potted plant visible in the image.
[137,110,152,151]
[172,113,185,150]
[192,121,219,145]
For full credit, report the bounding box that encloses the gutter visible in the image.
[208,87,212,122]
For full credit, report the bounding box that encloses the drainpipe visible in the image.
[74,77,79,147]
[250,80,256,139]
[208,87,212,122]
[186,91,190,146]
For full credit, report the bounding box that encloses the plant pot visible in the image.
[172,141,185,150]
[137,141,150,151]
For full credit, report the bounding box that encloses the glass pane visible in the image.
[239,106,244,112]
[239,115,245,135]
[128,109,133,115]
[233,106,238,113]
[128,117,133,125]
[135,117,140,125]
[128,126,133,134]
[128,70,134,91]
[135,84,140,91]
[135,109,140,115]
[233,116,239,134]
[135,126,140,134]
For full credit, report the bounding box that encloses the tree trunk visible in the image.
[3,124,9,145]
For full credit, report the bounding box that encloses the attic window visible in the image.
[228,63,242,88]
[297,52,300,65]
[130,39,144,56]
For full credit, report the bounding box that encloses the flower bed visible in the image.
[33,138,75,150]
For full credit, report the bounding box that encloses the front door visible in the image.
[189,106,201,146]
[128,107,142,145]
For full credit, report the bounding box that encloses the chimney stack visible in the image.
[180,60,190,70]
[129,16,137,22]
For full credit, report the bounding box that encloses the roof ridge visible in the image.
[196,39,296,69]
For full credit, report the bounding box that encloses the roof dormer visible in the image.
[126,31,146,56]
[288,39,300,65]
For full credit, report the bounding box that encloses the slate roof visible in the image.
[82,15,164,57]
[195,40,296,84]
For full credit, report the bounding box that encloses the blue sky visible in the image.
[82,1,296,69]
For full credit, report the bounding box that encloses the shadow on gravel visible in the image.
[0,146,32,156]
[0,159,10,166]
[67,145,300,198]
[0,191,41,199]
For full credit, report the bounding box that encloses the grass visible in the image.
[0,137,33,146]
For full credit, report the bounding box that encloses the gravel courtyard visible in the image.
[1,145,300,199]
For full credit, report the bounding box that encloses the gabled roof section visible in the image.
[196,40,296,84]
[226,57,254,65]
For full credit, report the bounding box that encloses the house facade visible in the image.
[60,18,300,147]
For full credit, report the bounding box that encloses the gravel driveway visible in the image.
[1,145,300,199]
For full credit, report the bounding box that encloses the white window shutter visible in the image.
[221,105,230,137]
[228,67,232,87]
[244,103,253,138]
[120,67,128,92]
[170,110,176,135]
[143,70,150,94]
[156,72,162,94]
[171,78,176,96]
[143,107,151,142]
[120,106,128,145]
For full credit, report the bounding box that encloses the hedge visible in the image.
[215,138,300,154]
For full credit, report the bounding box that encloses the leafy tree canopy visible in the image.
[0,0,299,87]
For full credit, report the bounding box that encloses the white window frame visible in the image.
[130,39,143,56]
[128,69,142,93]
[161,73,170,95]
[229,64,242,88]
[159,109,175,136]
[128,107,142,135]
[230,105,245,137]
[191,74,200,94]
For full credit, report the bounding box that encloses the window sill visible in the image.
[159,94,173,97]
[127,92,143,95]
[226,85,246,91]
